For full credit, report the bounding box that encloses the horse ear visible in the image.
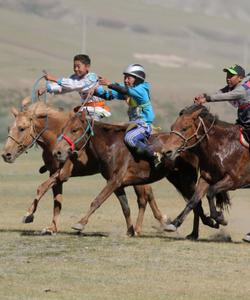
[21,97,31,111]
[11,107,19,117]
[192,106,203,120]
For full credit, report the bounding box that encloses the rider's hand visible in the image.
[194,94,207,104]
[98,76,111,86]
[38,88,46,96]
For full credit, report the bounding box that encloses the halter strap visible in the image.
[170,116,216,153]
[57,117,94,152]
[7,113,49,156]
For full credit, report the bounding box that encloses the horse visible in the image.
[162,104,250,240]
[1,100,167,236]
[52,109,230,239]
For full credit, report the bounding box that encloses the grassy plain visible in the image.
[0,148,250,299]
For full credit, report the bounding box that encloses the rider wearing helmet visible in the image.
[96,63,162,168]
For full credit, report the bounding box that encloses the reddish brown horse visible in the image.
[52,109,230,239]
[1,101,167,235]
[162,104,250,240]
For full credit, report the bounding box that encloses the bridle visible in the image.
[170,115,216,153]
[57,113,94,152]
[7,113,49,156]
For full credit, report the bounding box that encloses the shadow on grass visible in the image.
[0,228,247,244]
[0,228,109,237]
[133,232,244,244]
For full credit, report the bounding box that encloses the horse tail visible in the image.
[215,191,231,211]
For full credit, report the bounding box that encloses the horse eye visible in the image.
[71,128,79,134]
[19,127,25,132]
[181,128,187,133]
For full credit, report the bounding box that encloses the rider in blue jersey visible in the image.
[96,64,162,168]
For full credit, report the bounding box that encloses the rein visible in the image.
[170,116,216,153]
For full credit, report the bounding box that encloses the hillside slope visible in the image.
[0,0,250,140]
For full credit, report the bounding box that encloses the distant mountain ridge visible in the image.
[144,0,250,23]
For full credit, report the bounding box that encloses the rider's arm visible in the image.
[205,85,247,102]
[57,73,98,92]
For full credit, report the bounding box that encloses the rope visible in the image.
[31,70,47,103]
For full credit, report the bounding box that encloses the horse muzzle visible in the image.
[163,149,180,161]
[53,149,68,163]
[1,152,15,163]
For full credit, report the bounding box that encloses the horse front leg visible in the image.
[22,171,59,224]
[71,179,121,232]
[186,201,220,240]
[165,177,210,232]
[207,174,233,226]
[114,188,134,237]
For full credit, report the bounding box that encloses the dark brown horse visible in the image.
[1,101,167,235]
[161,104,250,238]
[52,109,229,239]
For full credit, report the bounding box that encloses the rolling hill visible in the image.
[0,0,250,141]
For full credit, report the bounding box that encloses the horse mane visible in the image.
[180,104,233,128]
[29,101,69,119]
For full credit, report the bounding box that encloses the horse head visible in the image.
[53,110,92,163]
[1,100,63,163]
[163,104,209,161]
[2,105,35,163]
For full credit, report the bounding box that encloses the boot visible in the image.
[135,142,163,168]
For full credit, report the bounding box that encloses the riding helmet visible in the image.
[123,64,146,81]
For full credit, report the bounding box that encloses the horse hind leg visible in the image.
[135,185,167,233]
[114,188,135,236]
[132,185,148,236]
[41,182,63,235]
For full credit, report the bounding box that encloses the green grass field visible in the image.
[0,148,250,300]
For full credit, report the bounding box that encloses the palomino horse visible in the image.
[52,109,230,239]
[1,101,167,235]
[163,104,250,242]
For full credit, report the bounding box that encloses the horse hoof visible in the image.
[71,223,85,231]
[162,214,168,221]
[164,223,177,232]
[41,228,56,236]
[242,233,250,243]
[127,225,135,237]
[217,218,228,226]
[186,233,198,241]
[215,212,228,226]
[22,214,34,223]
[39,165,47,174]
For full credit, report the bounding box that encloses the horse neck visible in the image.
[33,113,67,150]
[193,115,236,157]
[87,122,124,157]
